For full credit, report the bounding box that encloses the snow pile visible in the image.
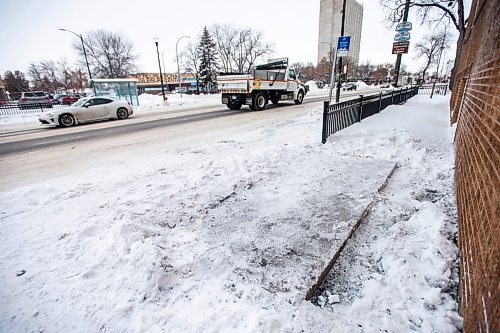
[356,80,378,89]
[0,113,40,125]
[313,96,462,332]
[0,95,461,332]
[135,93,221,112]
[304,80,324,91]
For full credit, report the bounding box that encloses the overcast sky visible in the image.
[0,0,459,76]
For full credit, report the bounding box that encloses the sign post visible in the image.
[394,0,411,87]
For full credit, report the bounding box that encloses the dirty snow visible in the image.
[0,95,461,332]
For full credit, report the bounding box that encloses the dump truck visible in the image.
[217,58,308,111]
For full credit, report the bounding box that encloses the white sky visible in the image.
[0,0,459,76]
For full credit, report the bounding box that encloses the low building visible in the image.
[90,78,139,106]
[129,73,197,94]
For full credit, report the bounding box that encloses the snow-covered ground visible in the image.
[0,95,461,332]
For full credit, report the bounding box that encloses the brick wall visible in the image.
[450,0,499,332]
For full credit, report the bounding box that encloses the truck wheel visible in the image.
[253,93,267,111]
[294,90,304,105]
[228,101,242,110]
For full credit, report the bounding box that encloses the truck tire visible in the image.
[228,101,242,110]
[294,90,304,105]
[253,92,267,111]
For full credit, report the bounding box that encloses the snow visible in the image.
[0,95,461,332]
[136,93,221,112]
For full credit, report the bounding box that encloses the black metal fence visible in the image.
[0,103,67,116]
[417,84,448,95]
[321,87,419,144]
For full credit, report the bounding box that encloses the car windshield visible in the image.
[35,92,46,97]
[24,93,35,97]
[72,98,89,107]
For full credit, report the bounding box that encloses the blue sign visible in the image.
[396,22,412,32]
[337,36,351,57]
[394,32,411,42]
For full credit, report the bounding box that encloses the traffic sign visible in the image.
[394,31,411,42]
[337,36,351,57]
[396,22,412,32]
[392,41,410,54]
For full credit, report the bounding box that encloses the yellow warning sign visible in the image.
[254,79,261,90]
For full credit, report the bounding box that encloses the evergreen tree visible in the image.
[197,27,218,93]
[3,70,30,100]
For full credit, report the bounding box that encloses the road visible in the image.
[0,89,382,190]
[0,89,382,157]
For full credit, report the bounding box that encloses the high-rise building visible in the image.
[318,0,363,67]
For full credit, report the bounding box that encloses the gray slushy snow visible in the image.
[0,95,462,332]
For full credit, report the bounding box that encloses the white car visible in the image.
[38,97,134,127]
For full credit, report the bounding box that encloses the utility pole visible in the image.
[335,0,347,103]
[394,0,410,87]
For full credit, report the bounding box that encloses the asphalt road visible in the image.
[0,90,382,157]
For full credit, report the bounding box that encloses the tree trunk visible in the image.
[449,30,465,91]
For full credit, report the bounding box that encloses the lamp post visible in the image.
[58,28,92,81]
[176,35,190,98]
[153,38,166,101]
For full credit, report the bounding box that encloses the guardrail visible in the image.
[321,87,419,144]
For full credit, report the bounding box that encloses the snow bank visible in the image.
[0,95,461,332]
[135,93,220,112]
[304,80,324,91]
[313,95,462,332]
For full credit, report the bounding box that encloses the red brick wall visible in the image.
[450,0,499,332]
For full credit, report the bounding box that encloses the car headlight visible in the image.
[44,113,54,117]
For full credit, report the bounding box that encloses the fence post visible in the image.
[322,100,329,144]
[358,95,364,122]
[378,92,383,113]
[391,89,395,105]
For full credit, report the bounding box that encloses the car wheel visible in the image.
[294,90,304,105]
[253,92,267,111]
[59,114,75,127]
[117,108,129,120]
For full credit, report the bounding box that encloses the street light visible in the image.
[176,35,190,98]
[153,37,166,101]
[58,28,92,81]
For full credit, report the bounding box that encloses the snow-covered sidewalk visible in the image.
[0,95,461,332]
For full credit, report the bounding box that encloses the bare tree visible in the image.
[209,24,274,73]
[28,61,60,92]
[73,30,137,79]
[180,40,201,93]
[414,31,450,82]
[210,24,238,73]
[379,0,468,88]
[28,58,87,92]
